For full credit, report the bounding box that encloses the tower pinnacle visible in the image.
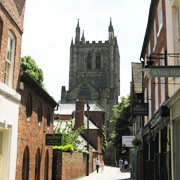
[75,19,80,43]
[81,30,85,43]
[108,18,114,39]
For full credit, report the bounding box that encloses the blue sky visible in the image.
[21,0,151,101]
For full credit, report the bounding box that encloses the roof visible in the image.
[55,102,105,115]
[20,70,58,107]
[132,63,142,93]
[140,0,157,60]
[54,116,99,130]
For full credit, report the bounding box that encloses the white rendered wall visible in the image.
[0,82,21,180]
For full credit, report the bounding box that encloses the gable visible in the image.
[67,80,100,100]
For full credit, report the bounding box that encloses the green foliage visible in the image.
[53,144,74,152]
[102,125,108,154]
[21,56,44,88]
[54,120,87,153]
[110,95,131,159]
[132,137,142,147]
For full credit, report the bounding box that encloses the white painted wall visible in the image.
[0,82,21,180]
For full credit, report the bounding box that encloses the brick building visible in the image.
[0,0,26,179]
[130,62,143,180]
[138,0,171,179]
[16,70,58,180]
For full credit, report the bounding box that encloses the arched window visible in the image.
[79,84,91,99]
[44,150,49,180]
[0,18,3,52]
[26,94,32,121]
[34,148,41,180]
[87,54,92,70]
[4,31,16,87]
[47,109,50,128]
[96,54,101,69]
[38,103,42,124]
[22,146,29,180]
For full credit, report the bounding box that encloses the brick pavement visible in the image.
[76,165,135,180]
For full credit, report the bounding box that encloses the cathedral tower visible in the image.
[61,19,120,164]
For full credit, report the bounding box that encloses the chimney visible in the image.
[74,98,85,129]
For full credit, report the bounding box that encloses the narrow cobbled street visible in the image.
[77,166,134,180]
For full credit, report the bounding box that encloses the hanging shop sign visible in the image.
[122,136,135,147]
[150,66,180,77]
[46,134,61,146]
[132,103,149,116]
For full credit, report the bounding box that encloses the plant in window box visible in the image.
[132,137,142,147]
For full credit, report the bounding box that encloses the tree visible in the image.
[21,56,44,88]
[110,95,131,160]
[102,125,108,154]
[54,120,88,153]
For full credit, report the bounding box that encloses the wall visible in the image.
[53,151,87,180]
[16,78,55,180]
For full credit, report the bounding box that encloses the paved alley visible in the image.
[77,166,134,180]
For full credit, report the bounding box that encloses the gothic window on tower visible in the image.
[96,54,101,69]
[87,54,92,70]
[79,84,91,99]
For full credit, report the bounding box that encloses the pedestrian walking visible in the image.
[119,158,123,172]
[124,159,128,170]
[95,158,100,173]
[100,159,104,173]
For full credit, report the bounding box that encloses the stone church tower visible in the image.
[61,19,120,163]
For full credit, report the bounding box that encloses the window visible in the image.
[22,146,29,180]
[4,31,16,87]
[87,54,92,70]
[35,149,40,180]
[26,94,32,121]
[79,84,91,99]
[47,109,50,128]
[38,103,42,125]
[44,150,49,180]
[157,0,163,36]
[0,18,3,52]
[153,20,157,51]
[96,54,101,69]
[144,88,148,125]
[148,79,152,119]
[155,76,159,111]
[160,48,165,104]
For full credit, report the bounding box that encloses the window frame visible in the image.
[47,108,50,128]
[38,102,42,125]
[157,0,163,37]
[26,94,32,121]
[4,31,16,87]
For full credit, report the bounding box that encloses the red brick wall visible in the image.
[0,0,26,89]
[83,129,103,154]
[16,81,55,180]
[53,151,87,180]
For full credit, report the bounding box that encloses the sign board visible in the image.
[132,103,149,116]
[122,136,135,147]
[46,134,61,146]
[150,66,180,77]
